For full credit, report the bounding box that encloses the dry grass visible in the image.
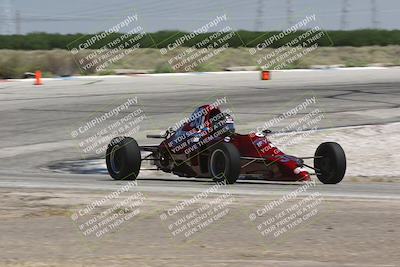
[1,46,400,78]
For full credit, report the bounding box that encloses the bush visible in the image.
[153,62,174,73]
[0,54,24,78]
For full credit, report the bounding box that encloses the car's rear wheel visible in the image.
[106,137,141,180]
[314,142,346,184]
[209,142,240,184]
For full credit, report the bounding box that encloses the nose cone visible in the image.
[297,171,311,181]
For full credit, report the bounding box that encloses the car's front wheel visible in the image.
[106,137,141,180]
[209,142,241,184]
[314,142,346,184]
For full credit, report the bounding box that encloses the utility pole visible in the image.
[286,0,293,27]
[254,0,264,31]
[15,10,21,34]
[340,0,349,30]
[1,0,13,34]
[371,0,379,28]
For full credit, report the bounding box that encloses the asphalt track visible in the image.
[1,68,400,198]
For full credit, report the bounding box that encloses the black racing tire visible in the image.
[208,142,241,184]
[314,142,346,184]
[106,137,141,180]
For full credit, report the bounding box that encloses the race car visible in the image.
[106,104,346,184]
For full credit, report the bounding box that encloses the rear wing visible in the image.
[146,134,165,139]
[139,145,159,152]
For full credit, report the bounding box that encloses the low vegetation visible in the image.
[1,46,400,78]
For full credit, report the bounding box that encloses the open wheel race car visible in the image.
[106,104,346,184]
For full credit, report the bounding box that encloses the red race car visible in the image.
[106,104,346,184]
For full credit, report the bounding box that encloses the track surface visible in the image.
[1,69,400,194]
[1,69,400,266]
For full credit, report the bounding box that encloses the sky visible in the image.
[1,0,400,34]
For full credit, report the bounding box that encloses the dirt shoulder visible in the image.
[0,187,398,267]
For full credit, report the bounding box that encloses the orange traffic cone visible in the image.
[261,70,270,80]
[34,71,43,85]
